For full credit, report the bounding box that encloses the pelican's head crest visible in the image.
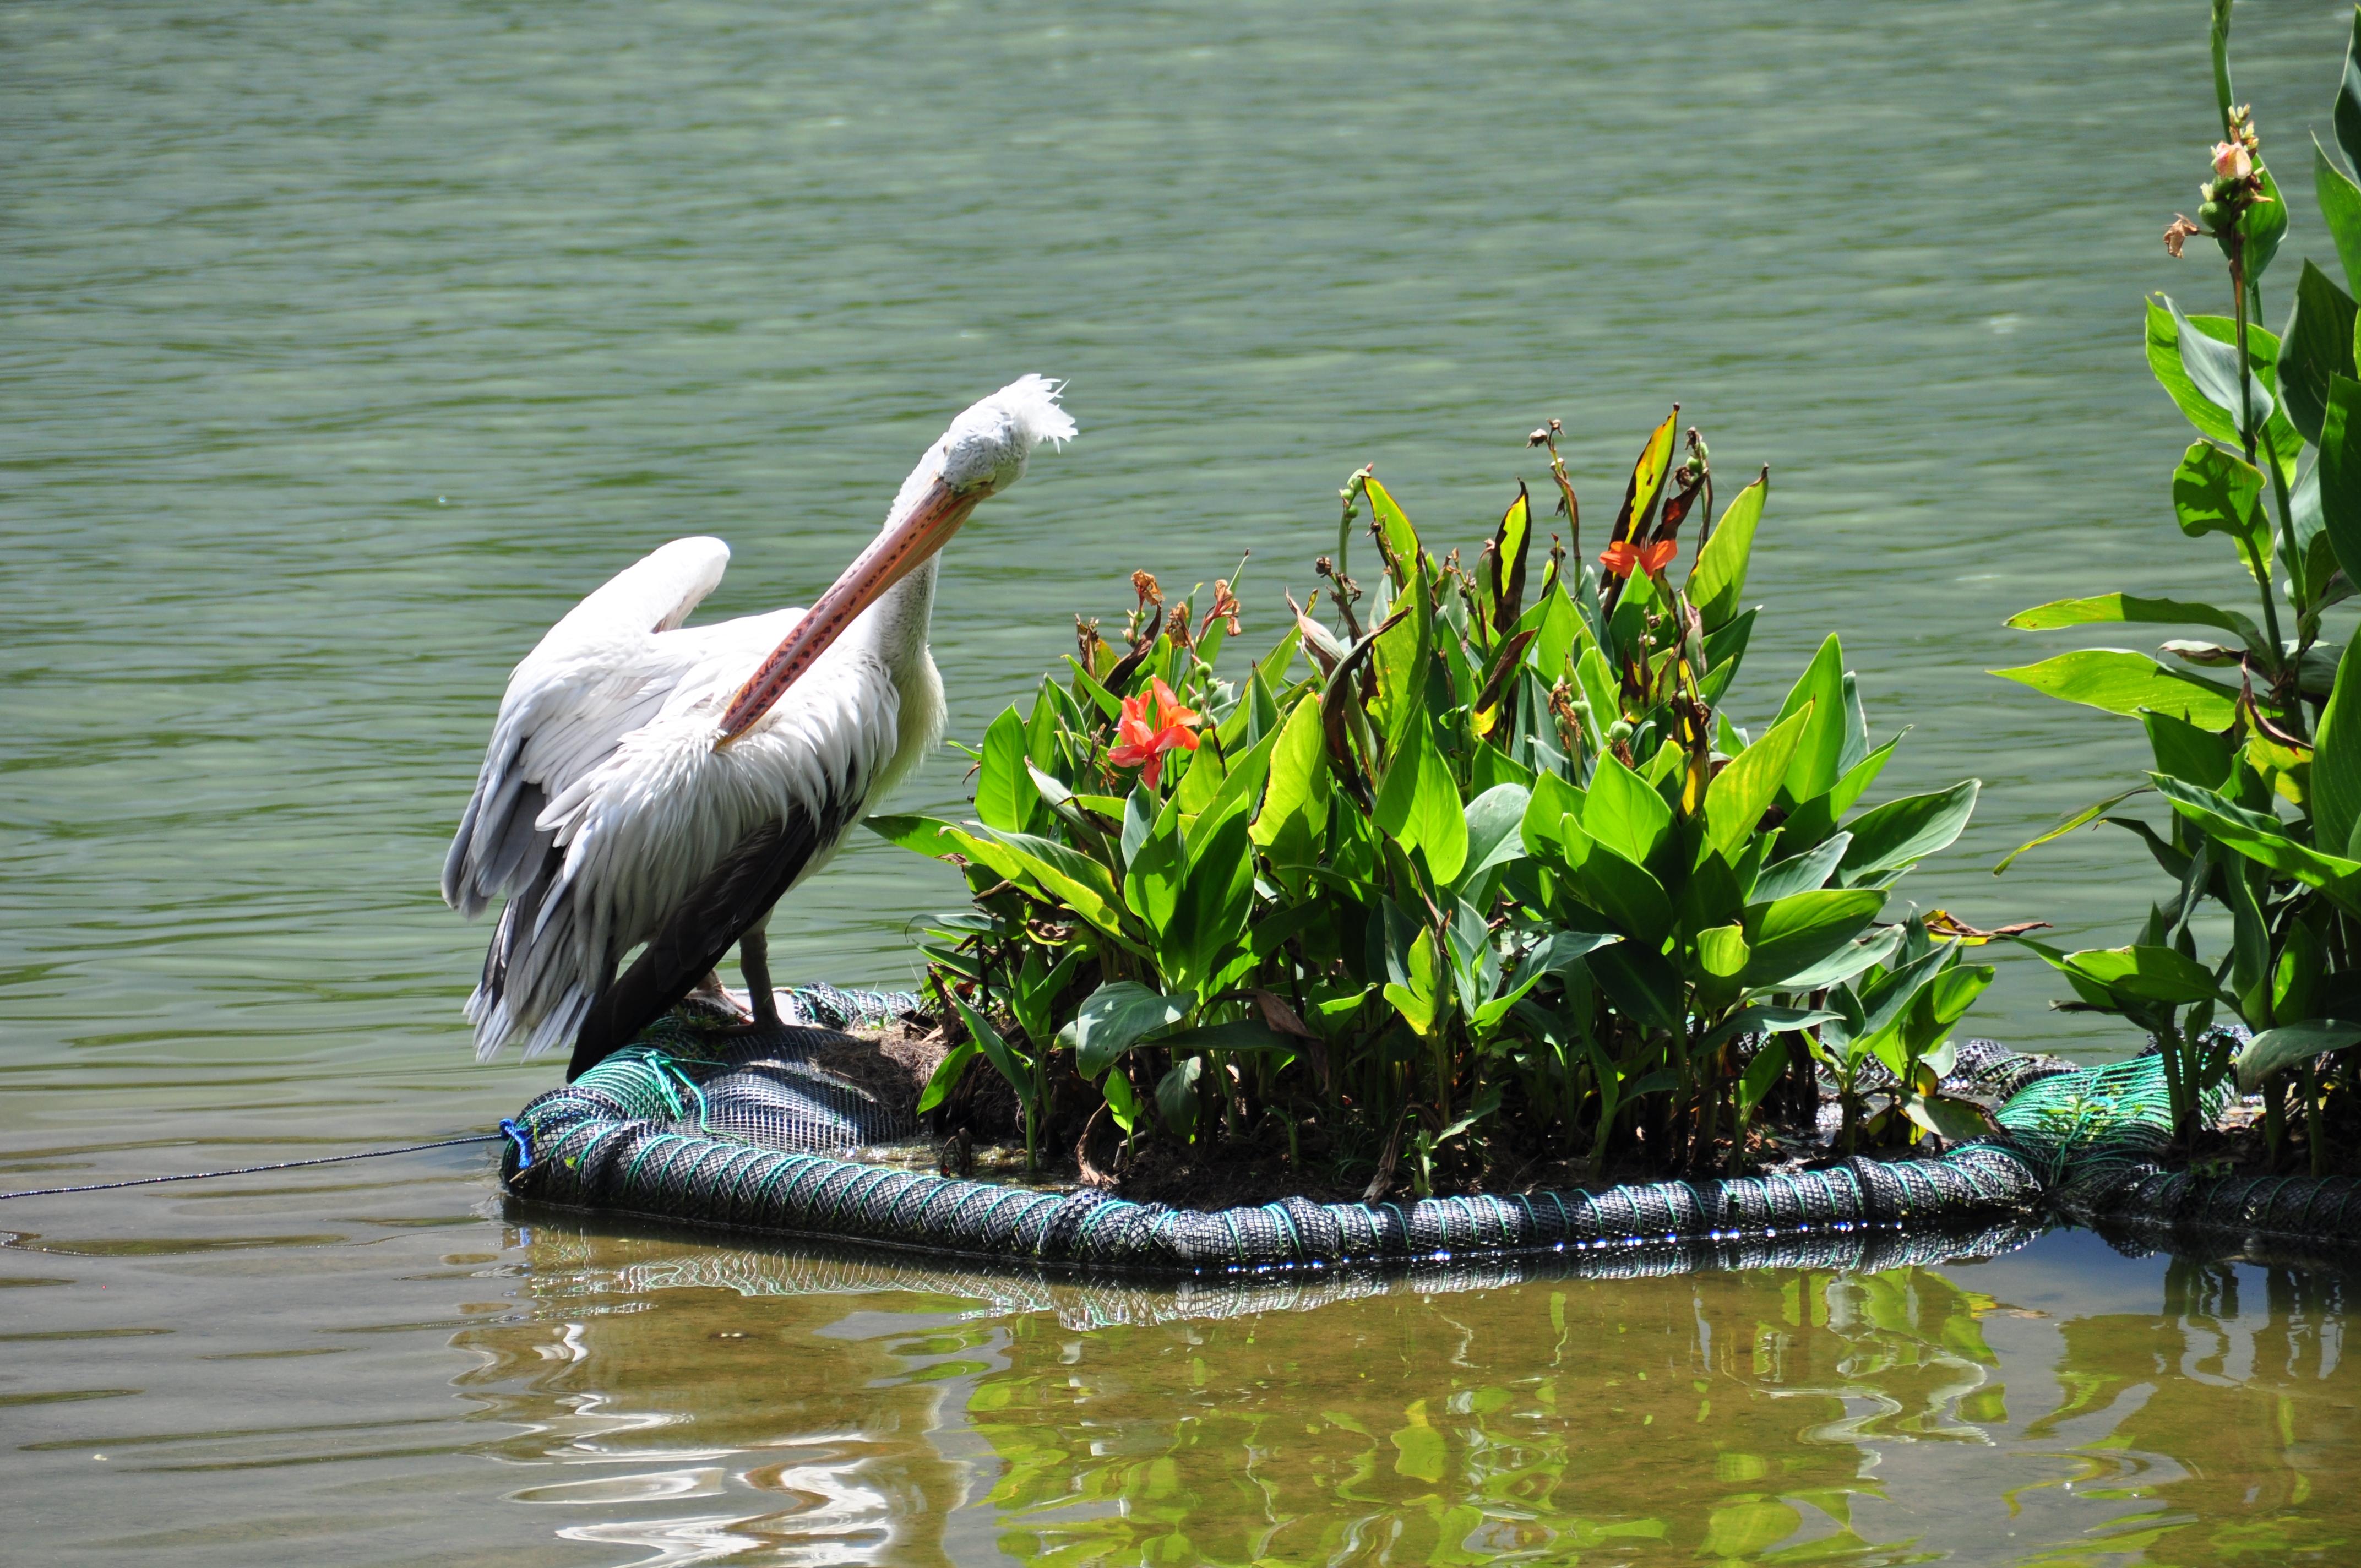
[935,374,1076,497]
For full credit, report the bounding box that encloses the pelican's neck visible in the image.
[850,552,939,683]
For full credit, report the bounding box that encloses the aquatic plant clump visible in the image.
[1995,3,2361,1175]
[874,407,1998,1193]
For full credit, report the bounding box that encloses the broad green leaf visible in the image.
[2150,772,2361,913]
[2321,139,2361,291]
[2164,293,2277,438]
[1521,769,1585,859]
[2338,13,2361,181]
[946,990,1030,1102]
[1684,471,1767,632]
[1707,1005,1842,1049]
[2317,640,2361,859]
[2237,1020,2361,1092]
[1374,719,1467,883]
[2145,709,2235,791]
[2169,440,2271,573]
[2280,259,2358,442]
[1696,923,1750,980]
[1704,706,1808,858]
[2319,373,2361,586]
[1738,1038,1792,1115]
[1774,924,1906,992]
[976,706,1036,833]
[1155,1057,1201,1136]
[1585,751,1673,869]
[1901,1092,1995,1144]
[1992,787,2149,874]
[1751,832,1851,902]
[1383,925,1445,1037]
[1100,1059,1139,1134]
[988,829,1135,943]
[1170,810,1257,999]
[1992,649,2238,730]
[1060,981,1189,1076]
[1121,803,1184,933]
[1530,583,1582,679]
[2244,162,2288,285]
[1154,1019,1298,1054]
[1587,941,1684,1032]
[1773,634,1847,803]
[1456,783,1532,891]
[2144,299,2300,476]
[1250,692,1330,887]
[2060,945,2223,1006]
[1364,476,1421,584]
[864,814,964,859]
[915,1038,979,1114]
[1570,831,1674,948]
[1739,889,1887,989]
[2006,591,2264,657]
[1776,738,1898,854]
[1837,780,1979,885]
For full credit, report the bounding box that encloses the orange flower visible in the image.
[1600,537,1677,579]
[1108,677,1201,790]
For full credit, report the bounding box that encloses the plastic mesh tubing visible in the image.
[501,1005,2361,1273]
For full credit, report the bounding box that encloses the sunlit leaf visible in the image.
[1993,649,2238,730]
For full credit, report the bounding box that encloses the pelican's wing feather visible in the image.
[562,786,863,1080]
[442,537,736,918]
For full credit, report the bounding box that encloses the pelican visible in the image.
[442,375,1075,1079]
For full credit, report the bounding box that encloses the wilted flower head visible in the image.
[1131,569,1163,609]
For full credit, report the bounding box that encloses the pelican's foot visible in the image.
[677,970,757,1031]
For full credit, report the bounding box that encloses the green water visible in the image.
[9,1,2361,1561]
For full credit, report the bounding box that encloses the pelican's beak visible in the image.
[715,476,982,743]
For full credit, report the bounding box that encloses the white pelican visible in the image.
[443,375,1075,1078]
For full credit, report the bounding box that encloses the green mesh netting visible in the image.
[498,1001,2361,1275]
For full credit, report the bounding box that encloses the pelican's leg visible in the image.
[738,925,781,1028]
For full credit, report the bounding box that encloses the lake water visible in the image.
[8,1,2361,1561]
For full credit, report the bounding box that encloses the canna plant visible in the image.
[877,409,1995,1189]
[1996,3,2361,1166]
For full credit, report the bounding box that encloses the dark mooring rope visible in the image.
[0,1131,505,1201]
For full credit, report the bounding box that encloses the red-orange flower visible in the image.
[1600,537,1677,579]
[1109,677,1201,790]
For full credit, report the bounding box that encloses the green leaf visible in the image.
[1992,787,2148,874]
[1683,471,1767,632]
[1585,751,1673,869]
[946,990,1030,1102]
[915,1038,979,1114]
[2316,641,2361,860]
[2318,374,2361,586]
[1751,832,1850,902]
[2150,772,2361,913]
[1739,889,1888,989]
[2170,441,2272,580]
[2060,945,2224,1006]
[2006,591,2264,658]
[1696,923,1750,982]
[1155,1057,1201,1136]
[1775,924,1905,992]
[976,706,1036,834]
[2320,140,2361,298]
[1587,941,1684,1032]
[864,814,965,859]
[1170,810,1257,999]
[2164,293,2277,435]
[2145,709,2235,791]
[1836,781,1978,886]
[1154,1019,1298,1054]
[1060,981,1190,1077]
[1901,1093,1995,1144]
[1363,476,1421,585]
[1383,925,1446,1037]
[1250,692,1330,889]
[1707,1005,1842,1049]
[1568,828,1674,948]
[987,829,1137,946]
[1456,783,1532,891]
[1773,634,1846,803]
[1776,739,1898,854]
[1704,706,1808,858]
[2237,1020,2361,1092]
[2144,300,2299,477]
[1100,1060,1139,1134]
[2337,13,2361,181]
[1992,649,2238,731]
[2280,259,2358,442]
[1737,1038,1792,1115]
[1374,719,1467,883]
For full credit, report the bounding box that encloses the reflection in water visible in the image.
[465,1226,2359,1566]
